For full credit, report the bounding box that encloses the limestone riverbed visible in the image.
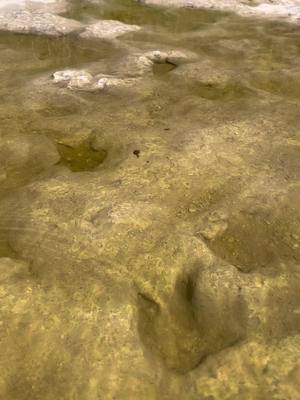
[0,1,299,399]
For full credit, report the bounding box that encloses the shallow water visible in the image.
[0,1,300,399]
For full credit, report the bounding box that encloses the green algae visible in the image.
[56,142,107,171]
[152,61,176,75]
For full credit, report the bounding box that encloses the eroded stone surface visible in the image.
[0,10,83,36]
[80,19,141,40]
[51,68,139,91]
[50,48,198,91]
[52,69,96,89]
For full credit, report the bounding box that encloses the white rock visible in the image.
[137,0,300,23]
[0,10,83,36]
[52,70,97,90]
[0,0,68,13]
[97,75,137,89]
[80,20,141,40]
[50,48,198,92]
[145,49,197,65]
[247,2,300,21]
[52,69,137,91]
[114,49,197,78]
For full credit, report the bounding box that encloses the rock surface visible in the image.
[52,69,97,90]
[0,9,83,36]
[80,19,141,40]
[0,0,68,13]
[0,3,143,39]
[52,68,139,91]
[137,0,300,23]
[50,48,198,91]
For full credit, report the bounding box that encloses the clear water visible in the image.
[0,1,299,398]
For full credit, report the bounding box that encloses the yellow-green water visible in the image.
[0,1,300,399]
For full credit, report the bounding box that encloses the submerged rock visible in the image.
[197,210,229,240]
[170,60,234,89]
[80,19,141,40]
[52,70,97,90]
[96,75,138,89]
[0,10,82,36]
[52,69,138,91]
[144,49,197,65]
[0,132,60,190]
[50,48,197,92]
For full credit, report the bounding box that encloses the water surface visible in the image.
[0,1,299,399]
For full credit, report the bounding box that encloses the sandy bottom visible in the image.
[0,1,299,399]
